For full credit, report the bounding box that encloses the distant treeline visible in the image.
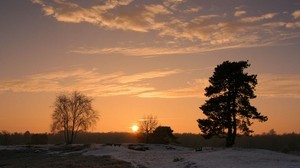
[0,131,137,145]
[1,131,300,155]
[176,133,300,154]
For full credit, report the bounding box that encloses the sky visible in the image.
[0,0,300,134]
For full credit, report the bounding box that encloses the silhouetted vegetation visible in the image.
[137,115,159,143]
[175,132,300,155]
[1,131,299,155]
[0,131,137,145]
[197,60,268,147]
[152,126,177,144]
[0,131,48,145]
[51,91,99,145]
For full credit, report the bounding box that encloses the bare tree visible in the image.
[138,115,159,143]
[51,91,99,145]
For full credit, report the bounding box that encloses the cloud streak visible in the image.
[1,68,299,99]
[0,68,182,97]
[257,74,300,99]
[292,9,300,19]
[240,13,277,23]
[235,10,246,17]
[137,79,208,98]
[70,34,299,57]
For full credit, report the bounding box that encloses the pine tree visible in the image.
[197,60,268,147]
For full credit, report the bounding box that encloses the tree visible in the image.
[31,133,48,145]
[152,126,177,144]
[197,60,268,147]
[24,131,31,145]
[51,91,99,145]
[137,115,159,143]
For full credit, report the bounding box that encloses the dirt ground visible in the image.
[0,147,134,168]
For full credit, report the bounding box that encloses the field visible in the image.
[0,146,133,168]
[1,144,300,168]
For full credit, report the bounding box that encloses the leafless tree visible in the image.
[138,115,159,143]
[51,91,99,145]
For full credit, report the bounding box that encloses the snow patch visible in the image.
[84,144,300,168]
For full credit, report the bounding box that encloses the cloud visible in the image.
[0,68,182,97]
[292,9,300,19]
[240,13,277,23]
[163,0,187,11]
[257,74,300,99]
[234,10,246,17]
[4,69,299,99]
[138,74,300,99]
[115,69,182,83]
[144,4,172,16]
[138,79,208,98]
[70,38,285,57]
[263,21,300,29]
[286,21,300,28]
[0,68,116,93]
[32,1,300,55]
[182,7,202,13]
[70,46,203,56]
[262,21,287,28]
[31,0,171,32]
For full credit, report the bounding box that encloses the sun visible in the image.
[131,125,139,133]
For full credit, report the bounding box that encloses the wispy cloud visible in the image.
[31,0,171,32]
[138,79,208,98]
[138,74,300,99]
[72,45,253,57]
[163,0,187,11]
[234,10,246,17]
[1,68,299,99]
[181,7,202,13]
[0,68,182,97]
[70,46,199,56]
[257,74,300,99]
[70,35,296,57]
[32,1,300,53]
[115,69,182,83]
[292,9,300,19]
[286,22,300,28]
[240,13,277,23]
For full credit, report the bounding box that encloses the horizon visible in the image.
[2,129,297,135]
[1,0,300,135]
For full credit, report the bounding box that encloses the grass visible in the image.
[0,147,134,168]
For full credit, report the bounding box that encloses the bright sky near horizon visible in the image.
[0,0,300,134]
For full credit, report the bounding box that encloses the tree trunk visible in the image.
[226,107,234,147]
[232,111,237,146]
[146,131,149,143]
[226,133,234,147]
[226,121,234,147]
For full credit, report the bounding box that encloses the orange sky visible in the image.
[0,0,300,134]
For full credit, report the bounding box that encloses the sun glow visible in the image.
[131,125,139,133]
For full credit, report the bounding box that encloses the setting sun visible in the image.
[131,125,139,133]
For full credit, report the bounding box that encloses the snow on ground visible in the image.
[84,144,300,168]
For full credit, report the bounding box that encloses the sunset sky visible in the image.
[1,0,300,134]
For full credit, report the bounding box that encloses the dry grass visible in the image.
[0,148,134,168]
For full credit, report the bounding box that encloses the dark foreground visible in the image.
[0,148,134,168]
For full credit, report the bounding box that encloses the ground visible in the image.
[0,146,133,168]
[1,144,300,168]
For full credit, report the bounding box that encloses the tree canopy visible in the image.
[152,126,177,144]
[197,60,268,147]
[137,115,159,143]
[51,91,99,145]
